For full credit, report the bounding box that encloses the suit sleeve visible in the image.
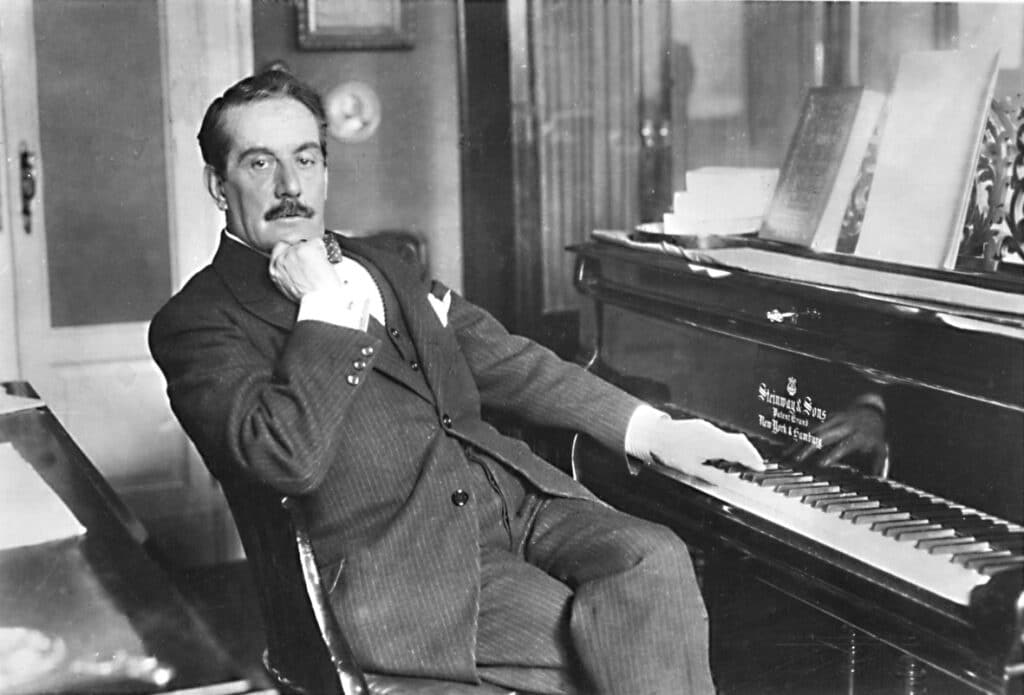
[442,284,645,455]
[149,294,382,495]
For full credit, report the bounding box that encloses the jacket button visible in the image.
[409,360,420,371]
[360,345,375,357]
[389,327,400,339]
[353,359,366,370]
[451,489,469,506]
[346,374,360,386]
[441,414,452,428]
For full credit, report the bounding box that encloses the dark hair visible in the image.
[197,69,328,175]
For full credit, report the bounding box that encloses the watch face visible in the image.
[324,80,382,143]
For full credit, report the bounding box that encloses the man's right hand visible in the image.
[269,238,342,303]
[646,418,766,476]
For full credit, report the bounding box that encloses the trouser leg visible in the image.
[470,450,713,694]
[475,545,592,694]
[524,498,716,695]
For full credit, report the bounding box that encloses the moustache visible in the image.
[265,199,315,221]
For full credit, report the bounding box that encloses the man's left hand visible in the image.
[785,404,887,475]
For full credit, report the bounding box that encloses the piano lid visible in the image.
[593,230,1024,321]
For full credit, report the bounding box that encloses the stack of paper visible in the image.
[0,442,85,550]
[663,167,778,236]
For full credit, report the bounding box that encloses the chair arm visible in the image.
[282,496,370,695]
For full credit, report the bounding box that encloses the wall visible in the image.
[252,0,463,290]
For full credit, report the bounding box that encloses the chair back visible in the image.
[220,480,368,695]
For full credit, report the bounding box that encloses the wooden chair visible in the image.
[220,480,519,695]
[344,229,428,276]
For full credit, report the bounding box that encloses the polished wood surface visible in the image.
[0,381,254,694]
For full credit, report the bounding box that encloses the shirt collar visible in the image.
[223,229,271,258]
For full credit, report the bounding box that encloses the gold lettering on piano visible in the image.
[757,381,827,448]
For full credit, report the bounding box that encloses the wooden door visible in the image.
[0,0,252,564]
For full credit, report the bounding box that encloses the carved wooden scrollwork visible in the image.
[1009,100,1024,256]
[959,95,1024,267]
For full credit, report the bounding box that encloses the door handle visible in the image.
[20,143,37,234]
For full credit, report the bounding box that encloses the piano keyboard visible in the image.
[656,459,1024,607]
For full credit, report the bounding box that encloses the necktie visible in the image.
[323,231,344,264]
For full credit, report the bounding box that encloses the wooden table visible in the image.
[0,381,261,694]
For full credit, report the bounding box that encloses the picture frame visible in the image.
[297,0,413,51]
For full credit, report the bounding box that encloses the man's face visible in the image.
[209,97,327,251]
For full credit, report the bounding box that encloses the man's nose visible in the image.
[274,162,301,198]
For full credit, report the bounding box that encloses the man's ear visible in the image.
[204,165,228,211]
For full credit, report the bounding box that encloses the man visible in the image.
[149,69,764,694]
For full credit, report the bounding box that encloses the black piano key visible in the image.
[924,539,992,556]
[923,508,974,522]
[848,509,910,525]
[776,482,839,497]
[901,505,966,523]
[874,519,932,534]
[965,526,1014,542]
[822,499,879,514]
[807,492,860,509]
[760,474,816,489]
[841,506,903,522]
[741,469,799,483]
[916,535,978,551]
[888,524,948,541]
[975,556,1024,576]
[989,534,1024,553]
[942,519,1002,537]
[836,481,919,508]
[813,470,865,487]
[958,550,1013,570]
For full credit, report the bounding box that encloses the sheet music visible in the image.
[0,442,85,550]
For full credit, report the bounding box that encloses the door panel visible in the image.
[34,0,172,327]
[0,0,252,565]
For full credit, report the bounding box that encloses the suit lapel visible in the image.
[212,233,298,331]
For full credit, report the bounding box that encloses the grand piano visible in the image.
[569,235,1024,694]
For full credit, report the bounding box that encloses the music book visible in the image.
[854,48,1000,269]
[758,87,886,251]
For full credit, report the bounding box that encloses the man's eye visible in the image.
[250,157,271,170]
[297,154,319,167]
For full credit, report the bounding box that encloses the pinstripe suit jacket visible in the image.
[149,232,646,682]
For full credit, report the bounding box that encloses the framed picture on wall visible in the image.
[297,0,413,51]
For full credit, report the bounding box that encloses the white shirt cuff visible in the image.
[624,404,671,463]
[298,289,369,331]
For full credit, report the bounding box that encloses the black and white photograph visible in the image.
[0,1,1021,693]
